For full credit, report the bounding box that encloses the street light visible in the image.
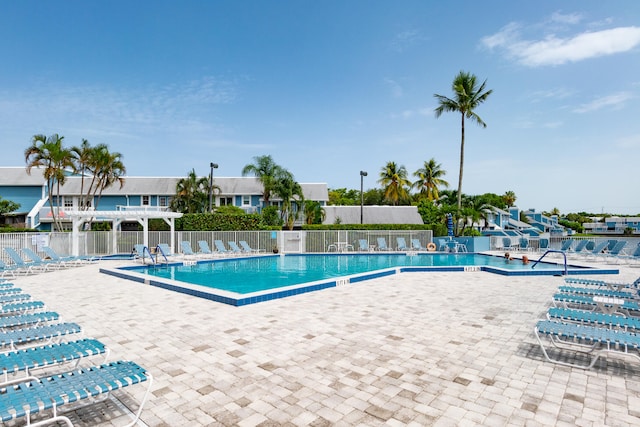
[360,170,367,224]
[209,162,218,213]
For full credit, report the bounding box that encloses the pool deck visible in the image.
[7,254,640,426]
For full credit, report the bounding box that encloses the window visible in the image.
[159,196,168,207]
[142,196,150,206]
[63,198,73,208]
[242,195,251,206]
[219,197,233,206]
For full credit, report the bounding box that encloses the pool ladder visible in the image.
[531,250,567,275]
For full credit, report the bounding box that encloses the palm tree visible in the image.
[94,149,126,210]
[272,170,305,230]
[241,155,284,208]
[412,158,449,202]
[303,200,326,225]
[24,134,73,231]
[503,190,517,208]
[170,169,212,213]
[70,139,94,209]
[378,161,410,206]
[434,71,493,217]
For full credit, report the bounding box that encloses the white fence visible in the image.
[0,230,434,261]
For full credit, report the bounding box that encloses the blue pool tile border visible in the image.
[100,254,619,307]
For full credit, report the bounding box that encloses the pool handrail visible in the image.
[532,250,567,275]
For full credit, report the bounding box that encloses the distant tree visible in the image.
[24,134,73,231]
[363,188,385,205]
[304,200,326,224]
[378,161,410,206]
[272,170,304,230]
[0,197,20,216]
[503,190,517,208]
[242,155,285,208]
[170,169,212,213]
[328,188,359,205]
[260,205,282,227]
[434,71,493,216]
[412,158,449,201]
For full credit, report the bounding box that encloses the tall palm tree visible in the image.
[24,134,73,231]
[412,158,449,202]
[503,190,517,208]
[170,169,212,213]
[241,155,284,208]
[378,161,410,206]
[272,170,304,230]
[303,200,326,225]
[434,71,493,217]
[70,139,93,209]
[94,149,126,209]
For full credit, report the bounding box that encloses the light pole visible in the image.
[360,170,367,224]
[209,162,218,213]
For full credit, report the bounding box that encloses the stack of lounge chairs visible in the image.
[534,275,640,369]
[1,246,96,277]
[0,278,152,425]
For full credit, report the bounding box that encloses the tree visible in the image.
[24,134,73,231]
[70,139,93,209]
[170,169,212,213]
[272,170,305,230]
[303,200,326,224]
[503,190,517,208]
[92,147,127,210]
[242,155,285,208]
[0,197,20,216]
[434,71,493,217]
[378,161,410,206]
[328,188,359,205]
[412,158,449,202]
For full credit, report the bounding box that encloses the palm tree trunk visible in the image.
[457,113,465,233]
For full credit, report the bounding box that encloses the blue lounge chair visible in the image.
[547,307,640,332]
[3,248,48,274]
[357,239,369,251]
[411,239,427,251]
[620,244,640,265]
[597,240,627,262]
[0,322,82,351]
[584,241,610,260]
[396,237,409,251]
[569,240,589,256]
[0,338,108,385]
[228,241,244,254]
[195,240,213,256]
[557,285,638,300]
[42,246,96,265]
[502,237,518,251]
[564,276,640,290]
[0,311,59,330]
[518,237,530,252]
[0,301,46,316]
[376,237,392,251]
[239,240,263,253]
[0,259,21,278]
[180,241,198,257]
[558,239,574,252]
[0,360,152,427]
[553,292,640,316]
[0,286,22,296]
[214,240,231,255]
[21,247,65,270]
[535,319,640,369]
[0,293,31,305]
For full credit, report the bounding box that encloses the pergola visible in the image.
[65,210,183,256]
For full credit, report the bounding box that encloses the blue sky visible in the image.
[1,1,639,214]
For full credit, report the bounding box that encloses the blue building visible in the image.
[0,167,328,231]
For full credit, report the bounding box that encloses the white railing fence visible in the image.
[0,230,434,260]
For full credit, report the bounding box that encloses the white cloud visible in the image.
[481,18,640,67]
[388,29,426,52]
[616,134,640,149]
[549,11,583,25]
[384,78,404,98]
[573,92,633,113]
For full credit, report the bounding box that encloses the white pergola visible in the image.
[65,210,183,256]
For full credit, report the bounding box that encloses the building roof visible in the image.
[0,168,328,201]
[323,206,424,225]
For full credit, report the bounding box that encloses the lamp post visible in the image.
[208,162,218,213]
[360,170,367,224]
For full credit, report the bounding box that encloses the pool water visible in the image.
[131,253,588,295]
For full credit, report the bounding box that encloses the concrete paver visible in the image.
[5,259,640,426]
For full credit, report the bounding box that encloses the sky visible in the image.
[1,1,639,215]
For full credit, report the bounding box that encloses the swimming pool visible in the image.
[101,253,618,306]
